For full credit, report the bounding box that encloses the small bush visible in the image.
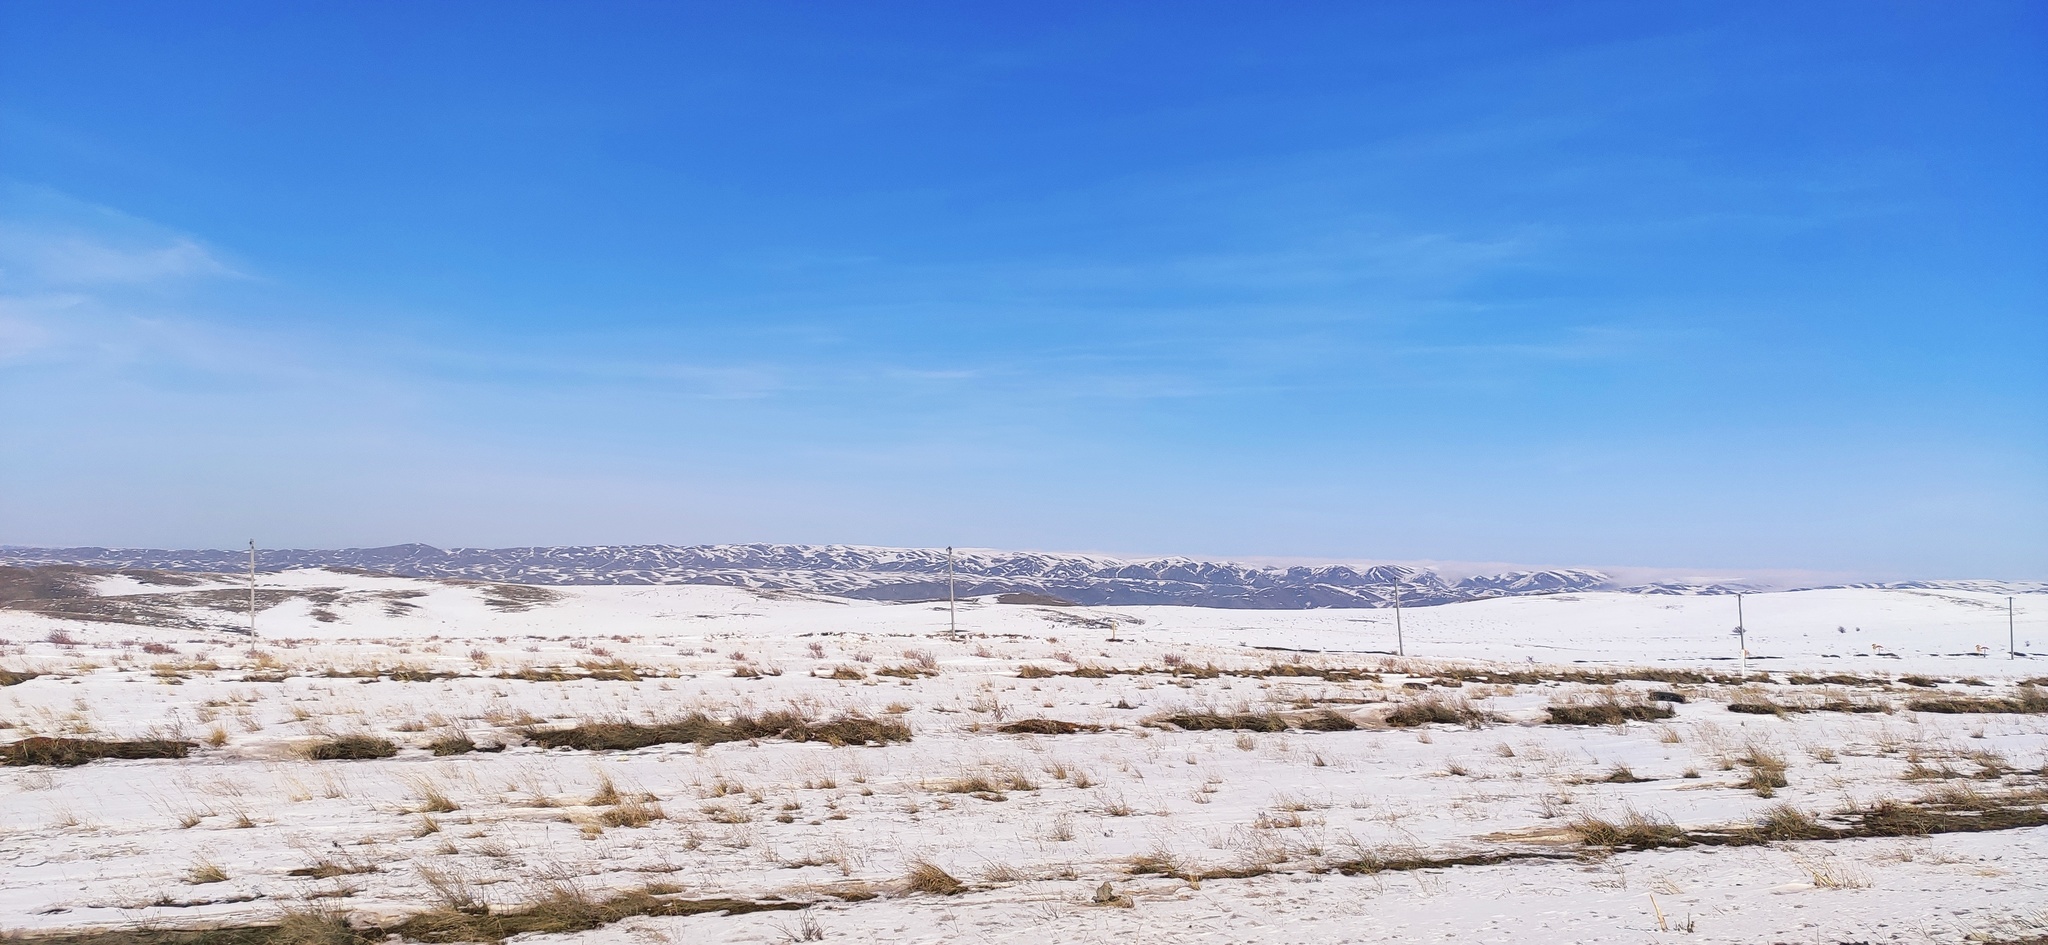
[1015,664,1057,679]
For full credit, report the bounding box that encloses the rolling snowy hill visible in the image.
[1,543,2037,609]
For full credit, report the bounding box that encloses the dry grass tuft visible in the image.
[1751,803,1824,840]
[1567,808,1686,849]
[903,859,966,895]
[1737,745,1789,797]
[599,794,666,828]
[185,860,229,885]
[1383,696,1493,728]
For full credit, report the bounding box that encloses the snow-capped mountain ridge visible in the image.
[3,544,2036,609]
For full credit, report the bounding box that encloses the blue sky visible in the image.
[1,1,2042,579]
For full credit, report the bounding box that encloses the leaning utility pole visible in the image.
[247,540,258,636]
[946,546,957,636]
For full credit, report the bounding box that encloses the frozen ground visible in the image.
[1,569,2043,944]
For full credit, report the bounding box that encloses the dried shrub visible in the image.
[1015,664,1057,679]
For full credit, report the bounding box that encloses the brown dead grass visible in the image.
[2,736,193,766]
[529,711,909,751]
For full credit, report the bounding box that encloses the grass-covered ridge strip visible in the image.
[0,889,806,945]
[528,710,910,750]
[1543,696,1675,726]
[304,735,398,760]
[1382,696,1494,728]
[1568,786,2048,850]
[2,736,194,766]
[1727,697,1887,716]
[1907,686,2048,715]
[995,718,1102,735]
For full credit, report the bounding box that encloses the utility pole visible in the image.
[2012,596,2018,660]
[1391,575,1405,658]
[946,546,957,636]
[247,540,258,636]
[1733,592,1747,674]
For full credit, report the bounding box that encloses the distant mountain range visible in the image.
[17,542,2025,610]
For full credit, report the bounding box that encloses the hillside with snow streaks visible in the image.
[2,543,2038,609]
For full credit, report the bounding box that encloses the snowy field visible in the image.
[1,569,2044,944]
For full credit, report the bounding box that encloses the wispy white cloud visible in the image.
[0,184,245,290]
[1,231,238,286]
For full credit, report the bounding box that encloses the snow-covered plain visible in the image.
[1,569,2044,943]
